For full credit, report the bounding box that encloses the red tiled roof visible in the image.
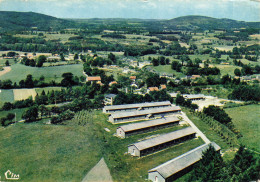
[148,87,159,91]
[130,76,136,80]
[87,76,101,81]
[160,85,167,89]
[109,81,118,85]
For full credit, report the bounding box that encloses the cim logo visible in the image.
[0,170,20,181]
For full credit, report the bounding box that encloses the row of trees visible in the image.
[113,90,172,105]
[21,55,46,67]
[175,94,198,111]
[151,56,170,66]
[189,145,259,182]
[0,73,81,89]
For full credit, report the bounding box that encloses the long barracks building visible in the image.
[148,142,221,182]
[109,106,181,123]
[128,127,196,157]
[117,116,180,138]
[103,101,172,113]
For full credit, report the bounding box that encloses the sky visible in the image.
[0,0,259,21]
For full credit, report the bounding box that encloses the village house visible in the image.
[160,84,167,90]
[109,81,118,86]
[104,94,117,105]
[147,87,159,93]
[87,76,102,84]
[191,75,201,80]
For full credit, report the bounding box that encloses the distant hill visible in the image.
[0,11,75,31]
[0,12,259,32]
[164,15,260,30]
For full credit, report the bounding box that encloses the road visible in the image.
[180,111,211,144]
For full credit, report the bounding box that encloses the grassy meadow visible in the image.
[225,104,260,152]
[0,108,27,121]
[0,63,84,83]
[0,110,206,182]
[147,65,186,78]
[0,89,14,107]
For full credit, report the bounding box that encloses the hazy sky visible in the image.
[0,0,259,21]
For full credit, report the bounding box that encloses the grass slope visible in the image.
[0,123,102,182]
[0,63,84,83]
[225,104,260,152]
[0,110,205,181]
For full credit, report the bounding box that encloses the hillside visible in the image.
[0,11,75,31]
[0,11,259,32]
[164,15,260,30]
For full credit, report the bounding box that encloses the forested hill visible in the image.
[0,11,259,32]
[164,15,260,30]
[0,11,75,31]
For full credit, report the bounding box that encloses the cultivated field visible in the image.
[0,63,84,83]
[13,89,37,101]
[225,104,260,152]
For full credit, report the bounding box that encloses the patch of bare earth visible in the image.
[0,66,11,77]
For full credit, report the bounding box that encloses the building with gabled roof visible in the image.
[128,127,196,157]
[148,142,221,182]
[87,76,101,82]
[147,87,159,93]
[117,116,180,138]
[103,101,172,114]
[160,84,167,90]
[109,106,181,123]
[183,94,205,101]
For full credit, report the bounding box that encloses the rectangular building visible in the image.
[183,94,205,101]
[128,127,196,157]
[117,116,180,138]
[103,101,172,113]
[109,106,181,123]
[148,142,221,182]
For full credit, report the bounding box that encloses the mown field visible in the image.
[225,104,260,152]
[0,63,84,83]
[147,65,186,78]
[0,108,27,121]
[0,89,14,107]
[0,87,63,107]
[0,110,205,182]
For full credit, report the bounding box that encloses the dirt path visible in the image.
[82,157,113,182]
[0,66,11,77]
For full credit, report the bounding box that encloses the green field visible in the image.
[214,64,241,76]
[147,65,186,78]
[0,110,205,182]
[0,63,84,83]
[0,58,16,66]
[225,104,260,152]
[0,108,27,121]
[0,89,14,107]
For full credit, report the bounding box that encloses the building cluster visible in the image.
[103,101,180,123]
[103,101,221,182]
